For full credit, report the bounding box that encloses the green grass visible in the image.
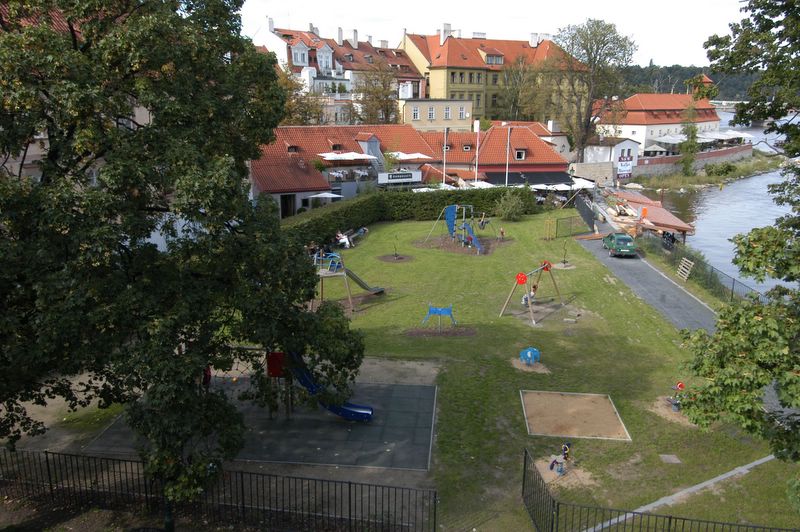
[634,152,784,189]
[324,211,798,529]
[59,403,124,434]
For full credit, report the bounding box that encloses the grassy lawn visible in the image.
[320,210,797,529]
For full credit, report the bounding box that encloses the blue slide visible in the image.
[444,205,457,237]
[462,222,483,254]
[288,353,373,422]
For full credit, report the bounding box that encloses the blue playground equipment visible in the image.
[520,347,541,365]
[422,304,457,331]
[288,352,373,422]
[424,204,485,254]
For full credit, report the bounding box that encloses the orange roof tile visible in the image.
[407,34,569,71]
[250,154,330,194]
[476,126,567,166]
[600,94,720,125]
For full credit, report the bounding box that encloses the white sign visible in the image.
[378,170,422,185]
[617,156,633,178]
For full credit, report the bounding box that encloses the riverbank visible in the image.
[632,151,784,190]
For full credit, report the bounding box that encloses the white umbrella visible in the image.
[341,152,377,161]
[308,192,343,199]
[570,177,596,190]
[387,151,433,161]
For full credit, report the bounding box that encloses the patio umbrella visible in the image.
[308,192,343,199]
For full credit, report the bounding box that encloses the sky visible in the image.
[240,0,746,67]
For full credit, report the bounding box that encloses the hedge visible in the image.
[281,188,549,245]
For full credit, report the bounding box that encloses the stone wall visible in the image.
[569,162,614,186]
[633,145,752,177]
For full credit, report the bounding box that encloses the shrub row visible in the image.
[282,188,548,245]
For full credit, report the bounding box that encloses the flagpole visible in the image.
[504,126,511,187]
[442,127,448,185]
[475,122,480,182]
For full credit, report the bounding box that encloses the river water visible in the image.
[642,111,793,294]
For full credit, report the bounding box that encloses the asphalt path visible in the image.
[578,234,717,333]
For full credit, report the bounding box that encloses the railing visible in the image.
[638,232,769,305]
[522,449,795,532]
[555,215,591,238]
[0,449,437,531]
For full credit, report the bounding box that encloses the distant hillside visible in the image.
[621,65,760,101]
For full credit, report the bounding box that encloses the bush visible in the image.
[704,162,736,177]
[495,189,525,221]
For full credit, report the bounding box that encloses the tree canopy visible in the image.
[0,0,363,520]
[680,0,800,511]
[349,60,399,124]
[277,65,326,125]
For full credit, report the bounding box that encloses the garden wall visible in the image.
[633,145,753,177]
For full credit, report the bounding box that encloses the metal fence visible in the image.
[522,449,796,532]
[0,449,437,531]
[638,232,769,305]
[556,216,591,238]
[573,194,598,234]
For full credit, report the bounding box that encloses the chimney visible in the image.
[380,39,388,48]
[349,29,359,48]
[367,35,372,45]
[547,119,560,133]
[309,23,314,32]
[530,33,539,46]
[457,29,462,38]
[337,27,343,46]
[440,23,451,45]
[268,17,274,33]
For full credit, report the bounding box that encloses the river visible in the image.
[642,111,793,294]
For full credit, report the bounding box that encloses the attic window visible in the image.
[365,55,373,64]
[331,143,343,150]
[462,144,472,152]
[345,54,353,61]
[443,145,451,151]
[514,149,526,160]
[287,145,300,153]
[395,51,403,57]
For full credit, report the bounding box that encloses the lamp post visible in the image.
[504,126,512,187]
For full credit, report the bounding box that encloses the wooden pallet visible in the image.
[677,258,695,281]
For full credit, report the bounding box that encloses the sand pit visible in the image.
[521,391,631,440]
[377,254,414,263]
[511,358,551,374]
[534,458,598,488]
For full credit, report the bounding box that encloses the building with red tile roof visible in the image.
[399,24,573,121]
[596,92,721,153]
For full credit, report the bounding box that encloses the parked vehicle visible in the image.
[602,232,638,257]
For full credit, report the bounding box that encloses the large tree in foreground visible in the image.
[0,1,363,526]
[681,0,800,511]
[533,19,636,162]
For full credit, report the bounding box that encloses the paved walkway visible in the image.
[578,220,717,333]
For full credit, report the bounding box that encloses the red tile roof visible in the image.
[250,154,330,195]
[0,5,76,34]
[421,131,479,164]
[475,126,567,166]
[600,94,720,125]
[406,34,569,71]
[490,120,567,137]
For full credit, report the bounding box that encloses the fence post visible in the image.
[731,277,736,302]
[521,449,528,500]
[44,451,54,501]
[549,499,558,532]
[240,472,246,522]
[348,481,353,532]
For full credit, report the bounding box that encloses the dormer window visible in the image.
[514,149,526,160]
[365,55,373,64]
[345,54,353,62]
[287,145,300,153]
[486,55,504,65]
[331,143,343,150]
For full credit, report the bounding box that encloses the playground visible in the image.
[17,210,800,530]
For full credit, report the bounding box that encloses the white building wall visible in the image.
[598,120,721,153]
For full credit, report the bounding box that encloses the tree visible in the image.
[678,104,699,176]
[0,2,363,528]
[680,0,800,511]
[350,60,398,124]
[277,66,325,125]
[535,19,636,162]
[496,57,535,121]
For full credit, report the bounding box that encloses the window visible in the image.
[627,148,632,157]
[412,107,420,120]
[428,106,435,120]
[301,52,306,63]
[631,130,637,135]
[301,198,310,208]
[443,144,450,151]
[458,106,466,120]
[659,129,662,135]
[450,92,456,99]
[491,94,498,106]
[459,92,464,99]
[476,94,481,108]
[459,72,464,83]
[444,106,451,120]
[287,145,299,153]
[331,143,343,150]
[365,55,373,64]
[492,73,498,85]
[463,144,471,151]
[515,149,526,160]
[451,72,456,83]
[477,73,482,84]
[468,72,474,83]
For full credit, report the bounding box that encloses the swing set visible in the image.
[499,260,564,325]
[424,204,495,254]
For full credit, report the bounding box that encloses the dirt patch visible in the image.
[376,254,414,263]
[504,298,570,326]
[607,453,644,481]
[648,397,697,427]
[551,262,576,270]
[534,458,599,489]
[357,358,441,386]
[405,327,476,337]
[414,234,512,255]
[511,358,551,374]
[521,391,630,440]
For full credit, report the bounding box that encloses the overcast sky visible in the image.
[240,0,746,67]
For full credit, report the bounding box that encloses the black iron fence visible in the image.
[0,449,437,531]
[556,216,591,238]
[522,449,796,532]
[573,194,598,234]
[637,232,770,305]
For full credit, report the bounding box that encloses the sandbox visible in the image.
[520,390,631,441]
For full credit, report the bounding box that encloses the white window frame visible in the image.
[463,144,471,152]
[444,106,451,120]
[428,106,435,120]
[515,149,526,160]
[458,106,466,120]
[412,107,420,120]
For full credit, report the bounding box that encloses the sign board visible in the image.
[378,170,422,185]
[617,155,633,179]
